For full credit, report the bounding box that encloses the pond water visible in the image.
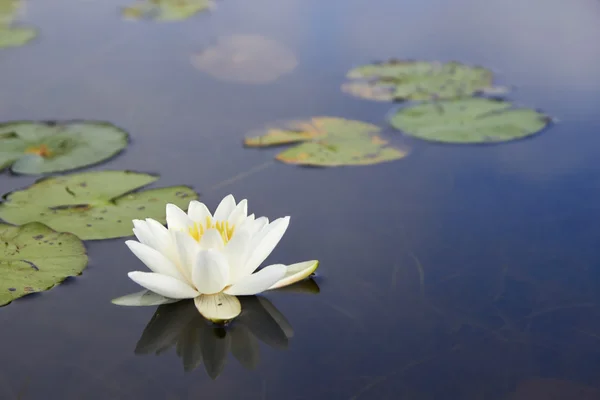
[2,0,600,398]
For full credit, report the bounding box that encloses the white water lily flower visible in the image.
[117,195,318,322]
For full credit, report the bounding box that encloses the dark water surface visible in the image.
[2,0,600,398]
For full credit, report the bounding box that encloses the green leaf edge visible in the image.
[0,221,88,307]
[0,120,130,175]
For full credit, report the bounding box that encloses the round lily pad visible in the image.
[0,121,129,175]
[0,26,36,48]
[192,35,297,84]
[122,0,213,21]
[244,117,408,167]
[0,222,88,306]
[389,98,551,144]
[0,171,198,240]
[343,60,502,102]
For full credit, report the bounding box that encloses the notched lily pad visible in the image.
[122,0,213,21]
[389,98,551,144]
[0,171,198,240]
[343,60,503,102]
[0,222,88,306]
[244,117,408,167]
[0,120,129,175]
[0,0,37,49]
[192,35,297,84]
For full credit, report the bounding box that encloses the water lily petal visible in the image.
[125,240,186,281]
[270,278,320,294]
[111,290,179,306]
[268,260,319,290]
[188,200,212,224]
[128,271,199,299]
[240,217,290,279]
[227,199,248,227]
[213,194,236,221]
[194,293,241,322]
[132,220,158,248]
[199,228,225,249]
[237,213,255,231]
[173,230,199,280]
[224,264,286,296]
[192,249,230,294]
[143,218,171,251]
[223,230,251,283]
[166,203,193,231]
[247,216,269,236]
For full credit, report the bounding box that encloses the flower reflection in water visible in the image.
[133,279,320,379]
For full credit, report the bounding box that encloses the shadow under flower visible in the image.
[133,279,319,379]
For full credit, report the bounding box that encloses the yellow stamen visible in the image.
[188,216,235,244]
[25,144,53,158]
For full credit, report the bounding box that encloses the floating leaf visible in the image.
[0,25,36,48]
[340,82,395,102]
[0,222,87,306]
[0,0,37,49]
[122,0,213,21]
[245,117,407,167]
[0,171,198,240]
[192,35,297,84]
[389,98,551,144]
[343,60,500,102]
[0,121,129,175]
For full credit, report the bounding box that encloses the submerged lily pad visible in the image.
[244,117,407,167]
[343,60,501,102]
[192,35,297,84]
[0,222,87,306]
[0,0,37,48]
[389,98,551,144]
[0,171,198,240]
[0,121,129,175]
[122,0,213,21]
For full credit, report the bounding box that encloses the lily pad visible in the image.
[389,98,551,144]
[0,121,129,175]
[343,60,501,102]
[0,222,88,306]
[192,35,297,84]
[122,0,213,21]
[0,171,198,240]
[0,0,37,49]
[0,25,36,48]
[244,117,408,167]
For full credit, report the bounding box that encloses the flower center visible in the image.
[24,144,53,158]
[188,216,235,244]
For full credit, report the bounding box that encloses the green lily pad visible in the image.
[122,0,213,21]
[0,222,88,306]
[244,117,408,167]
[0,25,36,48]
[389,98,551,144]
[0,121,129,175]
[0,0,37,49]
[343,60,501,102]
[0,171,198,240]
